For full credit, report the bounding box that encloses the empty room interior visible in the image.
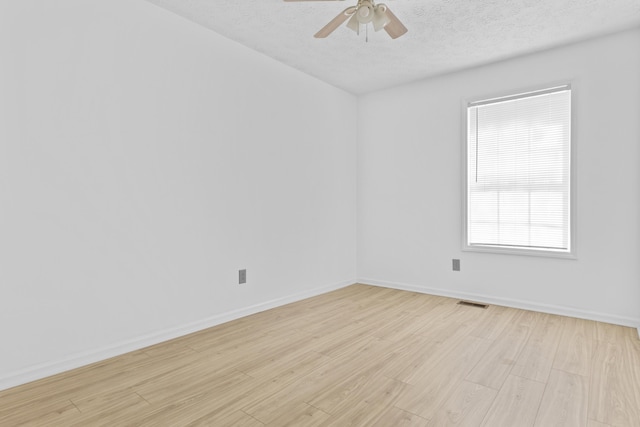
[2,0,640,426]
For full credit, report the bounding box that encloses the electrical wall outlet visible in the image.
[452,259,460,271]
[239,269,247,284]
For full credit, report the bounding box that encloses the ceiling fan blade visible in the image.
[383,7,408,39]
[284,0,345,2]
[314,7,356,38]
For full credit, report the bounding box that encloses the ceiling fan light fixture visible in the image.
[372,4,390,31]
[297,0,407,40]
[346,12,360,32]
[356,1,375,24]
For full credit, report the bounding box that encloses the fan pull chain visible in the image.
[366,23,369,42]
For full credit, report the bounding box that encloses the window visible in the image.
[464,85,574,257]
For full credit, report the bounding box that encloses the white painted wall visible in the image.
[358,29,640,326]
[0,0,357,389]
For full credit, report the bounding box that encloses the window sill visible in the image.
[463,244,577,260]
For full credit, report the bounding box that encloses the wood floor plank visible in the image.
[371,407,430,427]
[230,330,315,373]
[587,419,612,427]
[241,344,383,423]
[588,341,640,426]
[211,410,265,427]
[378,333,436,380]
[71,389,149,414]
[552,316,597,377]
[595,322,635,344]
[622,332,640,419]
[125,396,240,426]
[511,313,563,383]
[134,363,251,405]
[1,285,638,426]
[69,392,150,427]
[237,353,334,417]
[262,401,330,426]
[309,372,406,416]
[372,311,431,342]
[533,369,588,427]
[0,349,154,411]
[425,380,497,426]
[412,303,482,337]
[0,393,76,424]
[468,304,517,341]
[394,336,492,419]
[309,323,376,358]
[320,377,408,425]
[63,348,203,404]
[0,399,80,427]
[243,348,331,381]
[480,375,546,427]
[390,321,473,384]
[465,310,539,390]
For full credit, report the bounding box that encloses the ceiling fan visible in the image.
[284,0,408,40]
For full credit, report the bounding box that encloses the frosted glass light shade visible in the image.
[357,2,375,24]
[347,13,360,32]
[372,5,391,31]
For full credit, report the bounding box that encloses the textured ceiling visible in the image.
[145,0,640,94]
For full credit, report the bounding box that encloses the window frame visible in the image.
[461,83,577,259]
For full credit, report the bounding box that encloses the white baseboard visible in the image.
[0,279,354,392]
[359,278,640,329]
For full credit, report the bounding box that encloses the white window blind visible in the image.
[466,86,572,254]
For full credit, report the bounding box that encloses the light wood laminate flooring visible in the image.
[1,284,639,426]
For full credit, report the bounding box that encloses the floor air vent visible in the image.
[457,300,489,309]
